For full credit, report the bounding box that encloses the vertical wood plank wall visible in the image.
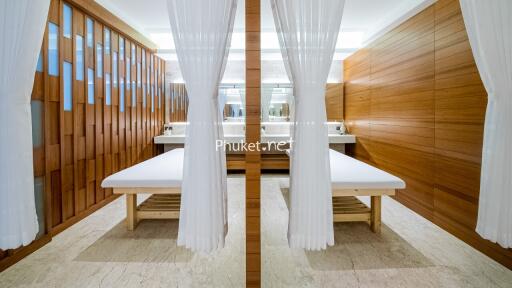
[169,83,189,122]
[326,83,344,121]
[344,0,512,269]
[246,0,261,286]
[0,0,165,270]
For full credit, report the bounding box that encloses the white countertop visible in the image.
[154,134,356,144]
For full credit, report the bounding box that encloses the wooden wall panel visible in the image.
[325,83,344,121]
[1,0,165,271]
[344,0,512,269]
[169,84,188,122]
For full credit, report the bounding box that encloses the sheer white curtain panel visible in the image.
[167,0,237,252]
[0,0,50,250]
[460,0,512,248]
[272,0,345,250]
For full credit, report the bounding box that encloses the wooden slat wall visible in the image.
[169,83,188,122]
[0,0,165,270]
[344,0,512,269]
[326,83,344,121]
[246,0,261,286]
[66,0,157,50]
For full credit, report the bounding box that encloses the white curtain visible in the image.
[167,0,237,252]
[261,89,272,122]
[0,0,50,250]
[272,0,345,250]
[460,0,512,248]
[219,88,228,117]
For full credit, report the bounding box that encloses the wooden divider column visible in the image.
[245,0,261,286]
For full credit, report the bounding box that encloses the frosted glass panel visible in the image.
[87,68,94,104]
[151,84,155,112]
[158,88,162,108]
[96,44,103,78]
[126,59,131,87]
[86,18,94,48]
[132,81,136,107]
[36,51,43,72]
[120,78,125,112]
[76,35,84,81]
[119,37,124,61]
[63,62,73,111]
[63,4,72,39]
[131,44,136,61]
[146,69,150,95]
[34,177,46,237]
[143,84,146,107]
[105,73,111,105]
[31,101,44,148]
[113,52,118,88]
[104,28,110,55]
[48,23,59,76]
[137,62,141,87]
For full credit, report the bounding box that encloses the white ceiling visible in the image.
[95,0,434,83]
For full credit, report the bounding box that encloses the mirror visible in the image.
[220,84,245,121]
[261,83,293,122]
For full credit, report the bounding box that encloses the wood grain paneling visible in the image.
[0,0,165,271]
[246,0,261,286]
[344,0,512,269]
[325,83,344,121]
[169,83,188,122]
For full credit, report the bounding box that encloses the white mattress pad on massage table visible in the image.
[329,149,405,189]
[286,149,405,190]
[101,148,184,188]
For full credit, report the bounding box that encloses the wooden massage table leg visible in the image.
[370,196,381,233]
[126,194,138,231]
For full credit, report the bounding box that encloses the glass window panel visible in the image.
[120,78,125,112]
[34,177,46,237]
[86,18,94,48]
[87,68,94,104]
[137,62,141,87]
[142,49,146,67]
[76,35,84,81]
[104,28,110,55]
[151,84,155,112]
[158,88,162,108]
[63,4,72,39]
[113,52,118,88]
[96,44,103,78]
[63,62,73,111]
[147,68,150,93]
[31,100,44,148]
[126,59,131,87]
[105,73,111,105]
[132,81,136,107]
[119,37,124,61]
[143,84,146,108]
[131,44,135,61]
[36,50,43,72]
[48,23,59,76]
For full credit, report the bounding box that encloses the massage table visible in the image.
[101,148,184,230]
[287,149,405,233]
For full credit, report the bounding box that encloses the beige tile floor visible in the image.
[1,176,511,287]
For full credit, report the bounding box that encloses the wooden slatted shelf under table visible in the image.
[114,187,181,231]
[332,188,395,233]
